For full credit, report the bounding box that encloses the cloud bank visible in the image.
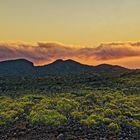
[0,42,140,68]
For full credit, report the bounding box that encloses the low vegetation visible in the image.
[0,70,139,139]
[0,91,139,139]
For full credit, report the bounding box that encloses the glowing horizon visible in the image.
[1,0,140,46]
[0,1,140,68]
[0,41,140,69]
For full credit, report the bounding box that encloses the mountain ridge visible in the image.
[0,59,132,77]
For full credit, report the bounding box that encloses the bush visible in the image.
[29,109,66,125]
[104,109,115,118]
[108,122,120,133]
[71,111,84,119]
[56,98,79,116]
[102,118,112,125]
[80,118,96,126]
[131,120,140,129]
[80,114,100,126]
[0,109,24,125]
[133,114,140,120]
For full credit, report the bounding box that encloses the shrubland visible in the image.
[0,91,139,139]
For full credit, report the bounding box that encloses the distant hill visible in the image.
[0,59,35,76]
[37,59,94,74]
[94,64,130,77]
[0,59,131,77]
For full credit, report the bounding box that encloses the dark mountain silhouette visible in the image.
[38,59,94,74]
[0,59,35,76]
[94,64,130,77]
[0,59,131,77]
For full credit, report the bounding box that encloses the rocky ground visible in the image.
[0,121,139,140]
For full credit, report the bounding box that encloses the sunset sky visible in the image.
[0,0,140,68]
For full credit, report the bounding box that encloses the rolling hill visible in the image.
[0,59,131,77]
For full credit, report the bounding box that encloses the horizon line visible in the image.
[0,58,136,70]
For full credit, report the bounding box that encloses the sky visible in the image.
[0,0,140,68]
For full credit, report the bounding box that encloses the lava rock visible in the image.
[57,133,64,140]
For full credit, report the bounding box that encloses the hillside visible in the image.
[0,59,130,77]
[0,59,35,76]
[0,59,139,140]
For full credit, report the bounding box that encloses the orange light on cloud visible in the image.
[0,41,140,69]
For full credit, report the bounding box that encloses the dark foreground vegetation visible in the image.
[0,59,140,139]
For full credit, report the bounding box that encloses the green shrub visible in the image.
[0,109,23,125]
[133,114,140,120]
[80,114,101,126]
[71,111,84,119]
[29,109,66,125]
[131,120,140,129]
[116,115,129,124]
[56,98,79,116]
[108,122,120,133]
[123,111,132,117]
[106,103,118,110]
[80,118,96,126]
[104,109,115,118]
[103,118,112,125]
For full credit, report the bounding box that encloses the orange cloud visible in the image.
[0,42,140,68]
